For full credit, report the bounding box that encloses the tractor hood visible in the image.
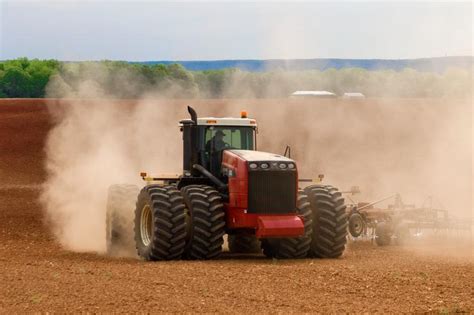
[229,150,294,163]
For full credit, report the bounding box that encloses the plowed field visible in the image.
[0,99,472,313]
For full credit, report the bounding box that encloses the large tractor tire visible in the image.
[181,185,226,260]
[348,212,365,238]
[134,185,187,261]
[228,235,261,254]
[375,221,392,246]
[261,191,313,259]
[304,185,348,258]
[106,184,140,256]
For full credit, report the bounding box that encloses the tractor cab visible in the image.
[106,106,348,261]
[180,108,257,178]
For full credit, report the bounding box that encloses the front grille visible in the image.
[248,170,297,214]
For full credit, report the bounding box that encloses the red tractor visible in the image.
[106,107,348,260]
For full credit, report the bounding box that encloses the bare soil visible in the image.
[0,99,472,313]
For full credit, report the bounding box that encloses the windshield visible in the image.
[204,126,255,151]
[200,126,255,175]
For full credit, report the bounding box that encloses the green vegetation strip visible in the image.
[0,58,470,98]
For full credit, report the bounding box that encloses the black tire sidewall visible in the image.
[180,185,225,260]
[349,212,364,238]
[304,184,348,258]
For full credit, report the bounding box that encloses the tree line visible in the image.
[0,58,471,98]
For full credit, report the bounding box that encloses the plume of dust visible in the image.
[245,95,473,259]
[42,68,183,254]
[42,62,472,260]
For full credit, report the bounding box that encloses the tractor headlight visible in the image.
[260,163,269,169]
[249,163,258,169]
[287,163,295,169]
[279,163,287,169]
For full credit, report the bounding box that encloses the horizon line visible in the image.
[1,55,473,63]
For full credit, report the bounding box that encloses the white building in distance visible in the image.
[290,90,337,98]
[343,92,365,99]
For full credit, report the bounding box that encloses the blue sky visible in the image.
[1,1,472,61]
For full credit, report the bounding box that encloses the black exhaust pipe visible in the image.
[188,106,197,124]
[192,164,227,191]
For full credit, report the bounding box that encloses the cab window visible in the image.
[204,126,255,151]
[201,126,255,175]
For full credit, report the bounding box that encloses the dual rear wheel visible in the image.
[133,184,226,261]
[134,185,187,260]
[107,184,226,260]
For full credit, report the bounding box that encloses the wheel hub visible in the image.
[140,205,153,246]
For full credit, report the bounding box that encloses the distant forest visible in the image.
[0,58,471,98]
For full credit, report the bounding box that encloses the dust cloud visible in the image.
[41,68,184,253]
[248,97,473,256]
[41,62,472,255]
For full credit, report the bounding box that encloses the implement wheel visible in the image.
[348,212,365,238]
